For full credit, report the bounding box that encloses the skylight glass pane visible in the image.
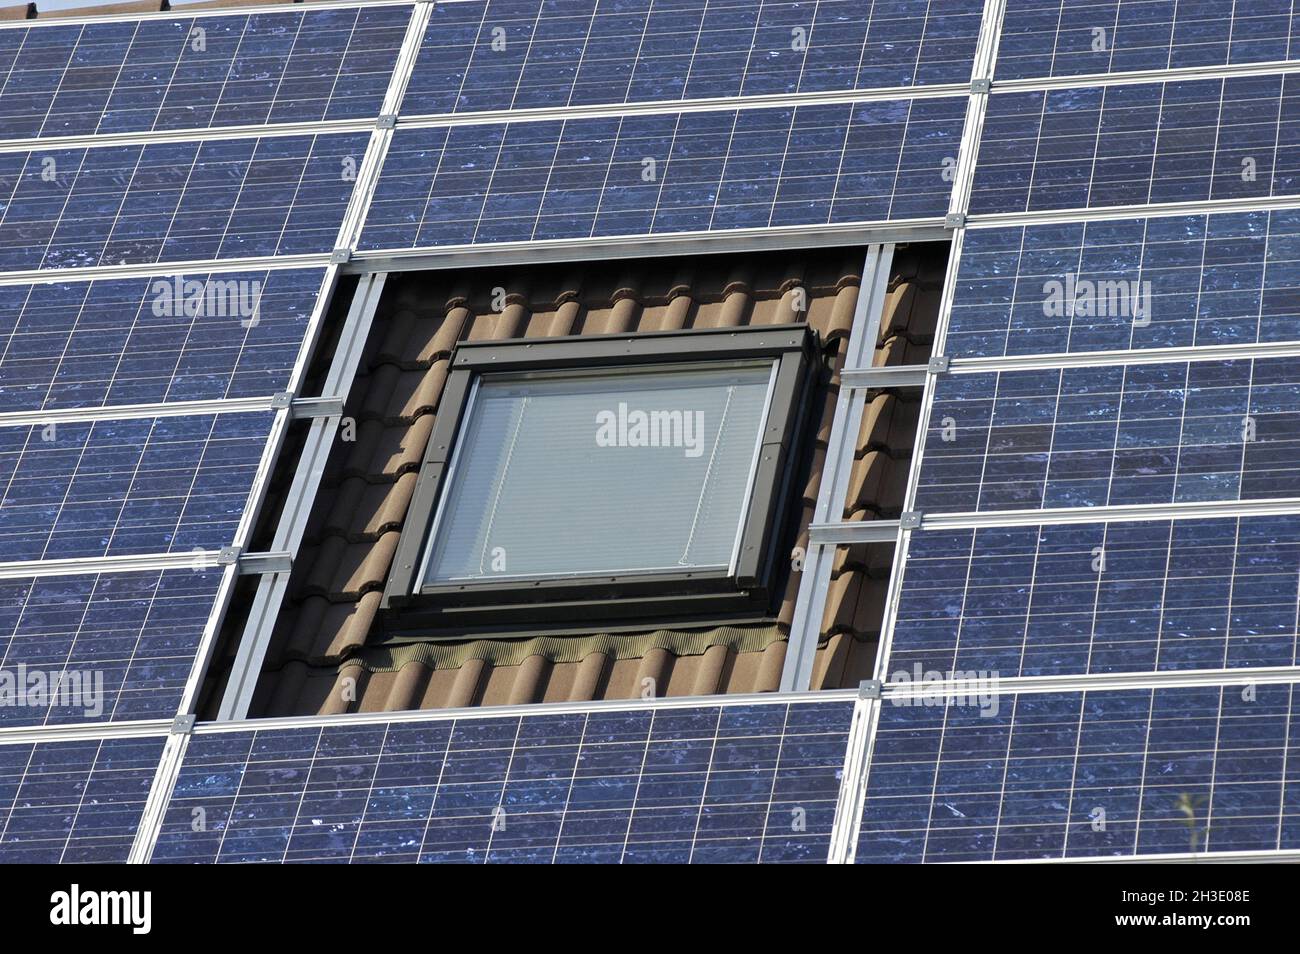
[422,362,776,585]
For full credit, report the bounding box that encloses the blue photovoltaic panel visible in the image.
[0,735,164,863]
[969,75,1300,215]
[857,682,1300,862]
[997,0,1300,81]
[150,700,852,864]
[0,132,368,272]
[0,267,325,412]
[0,568,223,726]
[0,6,412,139]
[360,99,965,250]
[0,410,274,560]
[914,357,1300,513]
[402,0,981,115]
[889,516,1300,679]
[946,211,1300,358]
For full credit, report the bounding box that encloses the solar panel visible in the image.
[0,734,164,863]
[359,99,965,251]
[857,681,1300,862]
[0,6,412,140]
[946,211,1300,358]
[149,700,852,864]
[997,0,1300,80]
[914,357,1300,513]
[401,0,981,116]
[970,74,1300,215]
[0,568,223,726]
[0,267,325,412]
[0,410,275,561]
[890,515,1300,679]
[0,132,368,272]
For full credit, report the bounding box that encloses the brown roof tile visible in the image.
[206,244,946,718]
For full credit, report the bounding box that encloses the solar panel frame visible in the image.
[0,266,326,412]
[0,5,414,140]
[888,515,1300,680]
[857,681,1300,863]
[996,0,1300,81]
[0,733,165,863]
[945,210,1300,358]
[0,410,276,561]
[970,74,1300,215]
[0,568,225,727]
[359,98,966,252]
[149,699,853,864]
[913,356,1300,513]
[0,132,369,273]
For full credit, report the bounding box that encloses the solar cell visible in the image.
[857,681,1300,862]
[0,734,164,863]
[997,0,1300,81]
[0,5,412,139]
[401,0,981,116]
[0,266,325,412]
[914,357,1300,512]
[0,410,275,561]
[0,568,223,726]
[946,211,1300,358]
[150,700,852,864]
[0,132,368,272]
[360,99,965,250]
[889,515,1300,679]
[970,75,1300,215]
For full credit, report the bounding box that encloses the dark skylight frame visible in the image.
[381,325,817,633]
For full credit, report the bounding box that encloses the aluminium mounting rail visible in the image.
[215,272,389,722]
[779,243,895,692]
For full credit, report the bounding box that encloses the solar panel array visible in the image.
[891,516,1300,679]
[151,700,852,864]
[915,356,1300,512]
[0,1,401,862]
[997,1,1300,80]
[3,0,1300,865]
[858,682,1300,863]
[945,211,1300,357]
[0,267,326,411]
[402,0,983,115]
[971,75,1300,215]
[0,5,413,139]
[0,133,368,271]
[0,569,224,726]
[0,734,165,862]
[359,97,966,251]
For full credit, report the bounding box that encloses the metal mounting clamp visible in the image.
[859,679,882,699]
[330,248,353,264]
[289,396,345,419]
[237,551,294,575]
[944,212,967,229]
[170,714,196,735]
[927,355,950,373]
[970,78,991,94]
[899,511,923,530]
[376,114,397,129]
